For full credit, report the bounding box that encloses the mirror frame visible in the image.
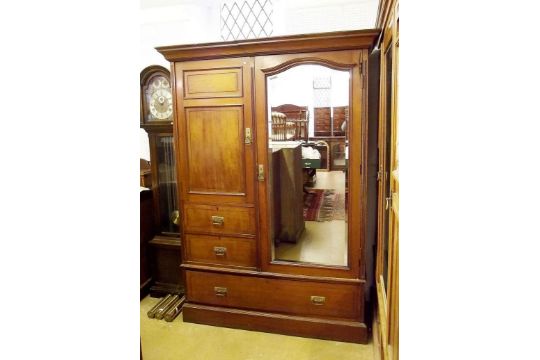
[255,50,368,279]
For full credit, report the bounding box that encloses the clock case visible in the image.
[140,65,184,298]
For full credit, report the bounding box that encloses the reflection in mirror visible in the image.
[267,64,349,267]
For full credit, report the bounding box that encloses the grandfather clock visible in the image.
[140,65,184,298]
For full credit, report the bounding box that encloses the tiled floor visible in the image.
[141,296,374,360]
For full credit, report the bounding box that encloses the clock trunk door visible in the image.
[174,58,255,206]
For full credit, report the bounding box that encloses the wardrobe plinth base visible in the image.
[182,303,368,344]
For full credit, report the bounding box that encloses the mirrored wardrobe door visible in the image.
[255,50,366,278]
[266,64,350,266]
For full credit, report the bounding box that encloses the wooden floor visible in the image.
[275,171,348,266]
[140,295,375,360]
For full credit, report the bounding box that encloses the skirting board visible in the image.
[183,303,368,344]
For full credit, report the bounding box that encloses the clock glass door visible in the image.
[155,135,179,234]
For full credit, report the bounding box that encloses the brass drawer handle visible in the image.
[211,215,224,226]
[214,286,228,297]
[311,296,326,305]
[213,246,227,256]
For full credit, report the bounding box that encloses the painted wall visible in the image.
[140,0,379,159]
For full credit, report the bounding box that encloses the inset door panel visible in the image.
[186,106,246,195]
[184,68,243,99]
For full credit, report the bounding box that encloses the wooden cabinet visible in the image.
[314,107,331,136]
[271,145,304,243]
[140,189,154,299]
[333,106,348,136]
[314,106,348,137]
[157,29,379,344]
[375,1,399,358]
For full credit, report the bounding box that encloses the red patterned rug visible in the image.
[303,189,340,221]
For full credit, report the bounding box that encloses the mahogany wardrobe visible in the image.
[156,29,380,343]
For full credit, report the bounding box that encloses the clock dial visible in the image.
[141,66,174,125]
[146,75,173,121]
[150,88,173,119]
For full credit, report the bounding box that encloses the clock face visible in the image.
[150,88,173,120]
[145,75,173,121]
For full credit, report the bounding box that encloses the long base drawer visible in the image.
[185,270,362,321]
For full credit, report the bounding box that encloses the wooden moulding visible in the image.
[156,29,380,62]
[181,263,365,285]
[140,123,173,134]
[149,282,185,298]
[148,235,181,249]
[183,303,368,344]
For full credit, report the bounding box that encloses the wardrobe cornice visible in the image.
[156,29,380,62]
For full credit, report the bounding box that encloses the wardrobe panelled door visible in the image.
[175,57,256,206]
[157,29,380,344]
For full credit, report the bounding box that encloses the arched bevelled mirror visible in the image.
[267,64,350,267]
[253,48,366,275]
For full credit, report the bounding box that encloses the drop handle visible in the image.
[211,215,224,226]
[311,296,326,305]
[214,286,228,297]
[245,127,252,144]
[213,246,227,256]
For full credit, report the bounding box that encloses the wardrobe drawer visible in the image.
[184,204,256,236]
[186,271,361,320]
[184,234,256,268]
